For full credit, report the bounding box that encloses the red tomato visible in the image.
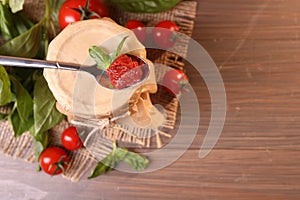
[125,20,146,43]
[59,0,109,29]
[162,69,188,95]
[152,20,179,49]
[61,126,83,150]
[39,147,68,175]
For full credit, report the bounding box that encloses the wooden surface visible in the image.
[1,0,300,199]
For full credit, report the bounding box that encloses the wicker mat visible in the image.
[0,0,197,182]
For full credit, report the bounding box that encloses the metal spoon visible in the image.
[0,55,150,89]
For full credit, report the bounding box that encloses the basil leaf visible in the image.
[8,108,33,137]
[33,131,49,158]
[33,75,64,136]
[88,153,115,179]
[9,76,33,121]
[13,13,34,35]
[0,108,9,121]
[50,0,65,23]
[0,65,11,106]
[48,0,66,37]
[0,3,19,40]
[0,113,7,121]
[34,130,49,149]
[0,19,43,58]
[89,46,110,70]
[89,143,149,179]
[10,68,36,92]
[1,0,24,13]
[122,150,149,171]
[115,146,149,171]
[1,0,9,4]
[89,36,129,70]
[0,3,31,41]
[106,0,181,13]
[10,90,16,102]
[8,0,24,13]
[110,36,128,62]
[34,141,44,160]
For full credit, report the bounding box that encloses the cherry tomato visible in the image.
[61,126,83,150]
[152,20,179,49]
[162,69,188,95]
[125,20,146,43]
[39,147,68,175]
[59,0,109,29]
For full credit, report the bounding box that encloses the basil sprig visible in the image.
[33,75,64,137]
[0,3,33,42]
[89,142,149,179]
[32,74,64,157]
[0,0,65,58]
[0,67,64,156]
[0,0,66,158]
[88,36,128,70]
[0,19,44,58]
[106,0,181,13]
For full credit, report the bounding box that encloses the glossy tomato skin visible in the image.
[125,20,146,43]
[39,147,68,175]
[61,126,83,150]
[152,20,179,49]
[59,0,109,29]
[162,69,188,95]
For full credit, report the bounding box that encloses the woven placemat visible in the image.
[110,1,197,70]
[0,0,197,182]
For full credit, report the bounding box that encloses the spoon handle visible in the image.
[0,55,81,71]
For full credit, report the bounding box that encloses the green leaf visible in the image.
[12,68,36,91]
[0,3,19,40]
[106,0,181,13]
[49,0,65,15]
[1,0,25,13]
[13,13,34,35]
[88,153,115,179]
[88,142,149,179]
[0,65,11,106]
[122,150,149,171]
[34,130,49,148]
[89,36,129,71]
[1,0,9,4]
[33,131,49,158]
[8,108,33,137]
[0,3,32,41]
[33,75,64,136]
[8,0,24,13]
[0,19,44,58]
[34,141,44,159]
[0,112,8,121]
[89,46,110,70]
[110,36,129,62]
[49,0,65,24]
[10,91,16,102]
[9,76,33,121]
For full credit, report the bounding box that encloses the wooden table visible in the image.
[1,0,300,199]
